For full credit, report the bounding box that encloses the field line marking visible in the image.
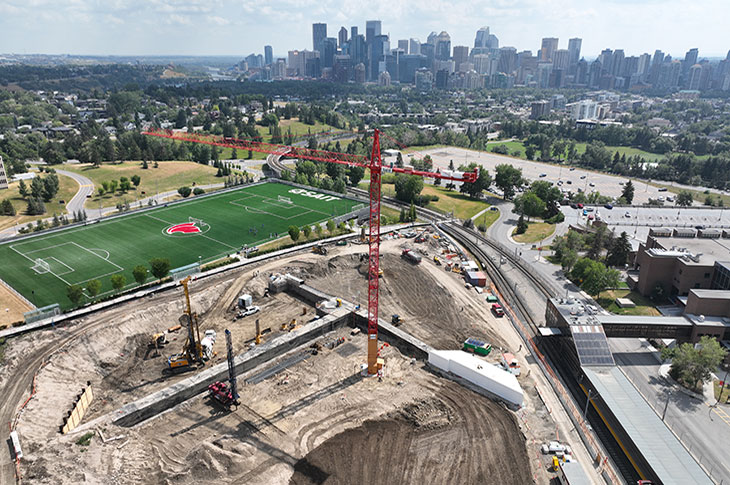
[88,248,111,260]
[200,233,239,250]
[15,241,76,256]
[47,257,75,276]
[71,242,124,272]
[144,213,177,226]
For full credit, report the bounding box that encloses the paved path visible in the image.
[55,168,94,215]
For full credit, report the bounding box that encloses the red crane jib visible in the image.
[141,128,478,183]
[142,127,477,374]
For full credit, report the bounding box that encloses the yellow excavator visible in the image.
[166,276,205,371]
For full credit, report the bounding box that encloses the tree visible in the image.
[149,258,171,280]
[677,190,694,207]
[30,177,44,199]
[302,225,312,239]
[18,180,28,198]
[26,197,46,215]
[494,164,523,200]
[1,199,16,216]
[111,274,126,291]
[621,180,635,205]
[177,186,192,198]
[97,187,105,197]
[515,214,528,234]
[561,249,578,273]
[665,336,727,391]
[41,174,59,201]
[524,145,536,160]
[316,223,324,237]
[288,225,300,241]
[67,285,84,306]
[326,219,335,233]
[132,265,148,285]
[347,165,365,186]
[119,177,131,192]
[650,283,666,302]
[131,175,141,187]
[459,163,492,199]
[175,109,187,129]
[109,179,118,193]
[521,193,545,221]
[394,174,424,203]
[395,152,404,167]
[607,231,631,267]
[86,279,102,299]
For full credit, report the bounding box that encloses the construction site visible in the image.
[0,228,581,485]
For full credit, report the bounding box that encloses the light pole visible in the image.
[584,389,593,417]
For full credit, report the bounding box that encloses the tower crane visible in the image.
[143,128,477,375]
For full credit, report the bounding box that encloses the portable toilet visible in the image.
[238,294,253,309]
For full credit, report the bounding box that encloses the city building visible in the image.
[453,46,469,71]
[378,70,391,86]
[567,99,599,120]
[365,20,381,43]
[530,100,550,119]
[312,23,327,54]
[264,45,273,66]
[568,38,582,67]
[0,156,8,190]
[409,38,421,56]
[398,39,409,53]
[338,27,348,48]
[540,37,559,61]
[435,31,451,60]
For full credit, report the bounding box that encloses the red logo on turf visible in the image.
[166,222,202,235]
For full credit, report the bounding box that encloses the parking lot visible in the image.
[401,146,692,205]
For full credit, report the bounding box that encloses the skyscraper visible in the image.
[453,46,469,71]
[264,45,273,66]
[567,38,582,66]
[338,27,348,48]
[474,27,490,48]
[637,53,651,80]
[409,38,421,56]
[323,37,337,68]
[312,23,327,53]
[365,20,381,43]
[351,26,358,39]
[435,31,451,60]
[398,39,409,53]
[540,38,558,61]
[553,49,570,70]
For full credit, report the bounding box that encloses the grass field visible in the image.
[0,182,360,309]
[653,183,730,206]
[62,161,223,209]
[512,222,555,244]
[0,172,79,231]
[596,289,660,316]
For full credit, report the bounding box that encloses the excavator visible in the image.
[166,276,206,371]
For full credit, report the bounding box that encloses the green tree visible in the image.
[86,279,102,299]
[109,179,118,193]
[132,265,148,285]
[677,190,694,207]
[131,175,141,187]
[524,145,536,160]
[394,174,424,204]
[561,249,578,273]
[177,186,192,198]
[26,197,46,215]
[621,180,635,205]
[149,258,171,280]
[1,199,16,216]
[326,219,335,233]
[395,152,404,167]
[18,180,28,198]
[665,336,727,390]
[302,225,312,239]
[607,231,631,267]
[175,109,187,129]
[41,174,59,201]
[288,225,300,241]
[515,214,528,234]
[67,285,84,306]
[97,186,105,197]
[111,274,126,291]
[30,177,44,199]
[521,192,545,221]
[119,177,131,192]
[494,164,523,200]
[347,165,365,186]
[316,223,324,237]
[459,163,492,199]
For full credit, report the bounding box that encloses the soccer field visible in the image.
[0,182,360,310]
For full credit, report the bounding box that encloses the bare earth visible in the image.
[0,281,32,328]
[4,234,572,485]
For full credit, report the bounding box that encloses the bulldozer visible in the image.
[312,244,328,255]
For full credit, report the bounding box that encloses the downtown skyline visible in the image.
[0,0,728,58]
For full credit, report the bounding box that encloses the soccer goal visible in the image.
[189,216,206,226]
[277,195,293,205]
[31,258,51,274]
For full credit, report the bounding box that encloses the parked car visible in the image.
[576,203,584,209]
[566,180,572,184]
[569,167,575,171]
[624,211,631,218]
[589,182,595,187]
[604,203,613,209]
[580,175,587,179]
[658,187,668,192]
[539,173,547,177]
[491,303,505,317]
[489,206,499,211]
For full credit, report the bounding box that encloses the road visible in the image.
[55,168,94,216]
[609,337,730,484]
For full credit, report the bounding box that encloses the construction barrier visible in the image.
[60,381,94,434]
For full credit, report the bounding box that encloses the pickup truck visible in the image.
[491,303,504,317]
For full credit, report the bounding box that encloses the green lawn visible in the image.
[653,183,730,207]
[0,182,359,309]
[62,161,223,209]
[572,143,665,161]
[421,185,491,220]
[486,140,527,157]
[0,172,80,231]
[596,289,660,316]
[512,222,555,244]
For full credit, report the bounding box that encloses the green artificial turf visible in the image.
[0,182,359,309]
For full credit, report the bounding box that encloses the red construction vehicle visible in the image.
[208,329,239,409]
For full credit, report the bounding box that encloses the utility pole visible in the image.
[662,393,670,421]
[584,389,593,417]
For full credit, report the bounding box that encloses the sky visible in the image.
[0,0,728,59]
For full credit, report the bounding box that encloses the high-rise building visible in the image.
[378,70,391,86]
[612,49,625,77]
[540,37,558,61]
[567,38,582,66]
[649,50,664,83]
[474,27,490,48]
[322,37,337,69]
[312,23,327,54]
[688,63,703,90]
[350,26,358,39]
[365,20,381,43]
[435,31,451,60]
[264,45,273,66]
[0,156,7,190]
[338,27,348,48]
[369,34,389,81]
[599,49,613,75]
[398,39,409,53]
[453,46,469,71]
[333,54,352,83]
[497,47,517,74]
[637,53,651,80]
[409,38,421,56]
[682,48,699,85]
[354,62,366,83]
[426,31,438,45]
[350,34,366,66]
[553,49,570,70]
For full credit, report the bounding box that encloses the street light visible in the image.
[584,389,594,417]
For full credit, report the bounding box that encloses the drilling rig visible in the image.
[166,276,205,371]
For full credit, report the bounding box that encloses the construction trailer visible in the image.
[465,271,487,287]
[462,338,492,356]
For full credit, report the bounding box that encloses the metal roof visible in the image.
[583,366,713,485]
[570,325,615,366]
[598,314,692,327]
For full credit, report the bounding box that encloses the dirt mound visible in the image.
[392,397,454,430]
[164,440,256,484]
